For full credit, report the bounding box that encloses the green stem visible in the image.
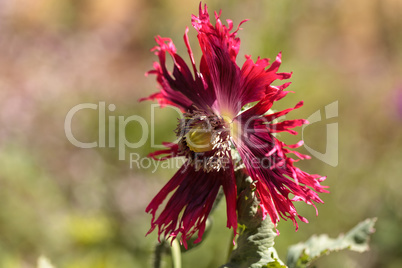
[226,231,235,263]
[153,238,182,268]
[171,239,182,268]
[220,175,286,268]
[153,240,168,268]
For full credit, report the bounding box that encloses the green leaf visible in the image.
[262,254,288,268]
[286,218,377,268]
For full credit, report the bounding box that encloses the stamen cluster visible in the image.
[176,110,231,172]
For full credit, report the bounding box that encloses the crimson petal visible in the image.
[145,161,237,248]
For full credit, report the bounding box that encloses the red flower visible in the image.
[142,3,328,248]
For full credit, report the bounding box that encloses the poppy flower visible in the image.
[142,3,327,248]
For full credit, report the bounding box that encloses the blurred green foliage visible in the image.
[0,0,401,267]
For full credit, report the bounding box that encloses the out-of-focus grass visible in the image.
[0,0,401,267]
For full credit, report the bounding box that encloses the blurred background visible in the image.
[1,0,401,267]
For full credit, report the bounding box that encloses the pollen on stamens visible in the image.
[176,110,232,172]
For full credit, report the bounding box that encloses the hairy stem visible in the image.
[220,174,285,268]
[153,240,168,268]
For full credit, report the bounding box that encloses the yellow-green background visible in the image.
[1,0,401,267]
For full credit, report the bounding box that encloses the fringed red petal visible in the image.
[192,3,246,62]
[148,142,181,161]
[145,161,237,248]
[142,34,217,112]
[233,106,327,229]
[239,53,292,107]
[141,60,193,111]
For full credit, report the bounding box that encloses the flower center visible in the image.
[185,123,214,152]
[176,111,232,172]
